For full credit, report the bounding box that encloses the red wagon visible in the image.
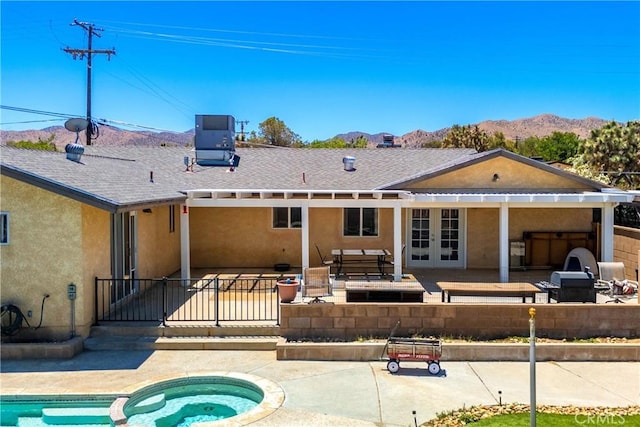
[384,337,443,374]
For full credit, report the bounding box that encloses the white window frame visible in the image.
[343,207,378,237]
[272,207,302,229]
[1,212,9,245]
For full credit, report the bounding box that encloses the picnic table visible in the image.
[331,249,391,277]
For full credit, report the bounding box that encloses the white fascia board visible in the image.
[411,192,634,206]
[187,198,400,208]
[309,199,399,208]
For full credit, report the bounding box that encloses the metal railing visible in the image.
[95,276,284,326]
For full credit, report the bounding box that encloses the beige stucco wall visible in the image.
[0,176,110,340]
[408,157,593,190]
[79,204,111,335]
[466,207,594,269]
[1,176,183,340]
[310,208,395,267]
[189,207,396,268]
[137,205,181,277]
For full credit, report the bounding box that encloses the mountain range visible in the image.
[0,114,612,150]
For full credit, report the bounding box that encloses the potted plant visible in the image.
[277,278,299,303]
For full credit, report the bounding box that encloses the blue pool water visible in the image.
[1,376,264,426]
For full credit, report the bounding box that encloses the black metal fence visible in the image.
[94,276,284,326]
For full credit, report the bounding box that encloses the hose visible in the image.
[0,295,49,336]
[1,304,26,336]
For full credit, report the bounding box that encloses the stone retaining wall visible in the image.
[280,304,640,341]
[275,340,640,361]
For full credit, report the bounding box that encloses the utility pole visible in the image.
[63,19,115,145]
[237,120,249,141]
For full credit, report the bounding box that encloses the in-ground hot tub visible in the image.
[120,373,284,426]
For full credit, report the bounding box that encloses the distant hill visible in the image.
[336,114,611,148]
[0,125,195,150]
[0,114,614,149]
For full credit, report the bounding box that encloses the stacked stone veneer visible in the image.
[280,304,639,341]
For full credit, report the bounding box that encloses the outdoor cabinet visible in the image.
[523,231,595,269]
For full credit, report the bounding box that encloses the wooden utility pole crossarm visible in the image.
[63,19,115,146]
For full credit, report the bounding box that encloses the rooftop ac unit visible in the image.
[194,115,239,167]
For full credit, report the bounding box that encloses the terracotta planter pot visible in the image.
[277,280,299,303]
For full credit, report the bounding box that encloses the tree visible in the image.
[536,132,581,162]
[441,125,491,152]
[348,135,368,148]
[307,137,348,148]
[573,121,640,189]
[486,131,514,151]
[7,134,57,151]
[257,117,301,147]
[515,136,541,158]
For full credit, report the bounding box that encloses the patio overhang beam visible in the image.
[184,189,411,207]
[409,192,634,207]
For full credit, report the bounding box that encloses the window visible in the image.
[343,208,378,236]
[1,212,8,245]
[273,207,302,229]
[169,205,176,233]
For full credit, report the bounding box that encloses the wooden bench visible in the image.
[437,282,541,303]
[345,280,424,302]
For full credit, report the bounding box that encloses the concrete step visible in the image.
[83,335,279,351]
[90,324,280,338]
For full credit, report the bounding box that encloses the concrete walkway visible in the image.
[1,350,638,426]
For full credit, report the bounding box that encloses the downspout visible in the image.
[180,203,191,285]
[499,203,509,282]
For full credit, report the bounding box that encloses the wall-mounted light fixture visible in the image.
[142,208,153,214]
[492,173,500,182]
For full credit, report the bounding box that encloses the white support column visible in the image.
[499,203,509,282]
[180,204,191,284]
[601,203,615,262]
[393,205,402,281]
[301,204,310,271]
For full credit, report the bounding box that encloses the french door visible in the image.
[408,208,465,268]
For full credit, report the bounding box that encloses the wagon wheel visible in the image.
[428,361,441,375]
[387,360,400,373]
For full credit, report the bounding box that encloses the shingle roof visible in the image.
[1,145,607,211]
[1,146,476,210]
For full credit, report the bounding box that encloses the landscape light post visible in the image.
[529,307,537,427]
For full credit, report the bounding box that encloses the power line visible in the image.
[0,105,185,134]
[63,19,116,146]
[0,105,79,119]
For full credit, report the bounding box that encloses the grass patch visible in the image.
[423,404,640,426]
[472,413,640,426]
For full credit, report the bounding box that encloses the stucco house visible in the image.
[0,144,634,341]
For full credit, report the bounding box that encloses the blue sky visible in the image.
[1,1,639,141]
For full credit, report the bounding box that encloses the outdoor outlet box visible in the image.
[67,283,77,300]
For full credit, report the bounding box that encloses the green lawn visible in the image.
[471,413,640,426]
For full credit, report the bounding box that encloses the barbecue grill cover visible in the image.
[550,271,594,287]
[549,270,596,302]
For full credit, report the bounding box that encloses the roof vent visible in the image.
[343,156,356,171]
[65,142,85,162]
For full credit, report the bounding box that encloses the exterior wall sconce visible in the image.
[492,173,500,182]
[142,208,153,214]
